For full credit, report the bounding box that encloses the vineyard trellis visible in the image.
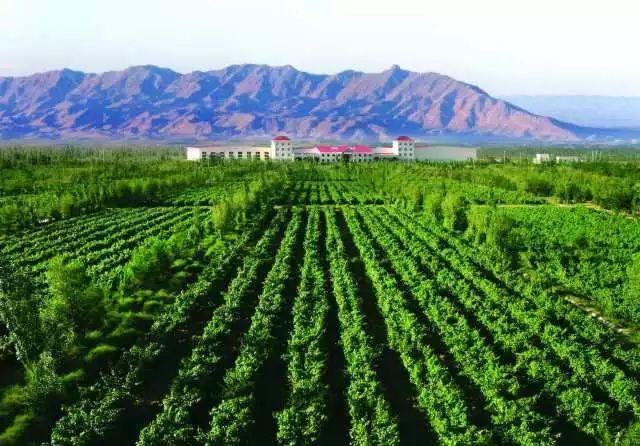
[1,158,640,445]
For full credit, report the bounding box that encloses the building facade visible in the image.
[393,135,415,161]
[414,145,478,162]
[186,135,477,162]
[185,145,270,161]
[271,135,294,160]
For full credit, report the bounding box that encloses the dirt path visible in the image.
[563,294,636,338]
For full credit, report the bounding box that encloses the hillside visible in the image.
[0,64,586,141]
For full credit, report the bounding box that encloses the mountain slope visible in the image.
[0,64,583,141]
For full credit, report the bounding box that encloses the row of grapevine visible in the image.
[137,210,300,445]
[7,207,191,270]
[275,208,331,445]
[339,208,490,445]
[382,207,640,420]
[389,207,640,375]
[323,208,400,446]
[1,208,126,255]
[203,210,304,444]
[368,208,619,438]
[49,209,284,445]
[344,208,556,445]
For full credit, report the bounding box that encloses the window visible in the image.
[237,152,243,159]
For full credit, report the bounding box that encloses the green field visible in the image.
[1,148,640,445]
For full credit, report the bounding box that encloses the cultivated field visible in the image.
[1,149,639,445]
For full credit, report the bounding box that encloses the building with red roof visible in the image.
[271,135,294,160]
[186,134,476,163]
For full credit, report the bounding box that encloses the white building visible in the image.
[186,135,476,162]
[414,145,478,161]
[556,156,581,163]
[185,144,270,161]
[271,135,294,160]
[533,153,551,164]
[393,136,415,161]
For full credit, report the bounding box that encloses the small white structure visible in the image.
[556,156,581,163]
[533,153,551,164]
[271,135,294,160]
[186,146,204,161]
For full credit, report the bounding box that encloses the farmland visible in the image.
[1,148,640,445]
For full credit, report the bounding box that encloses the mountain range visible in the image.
[0,64,634,142]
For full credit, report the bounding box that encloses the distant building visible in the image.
[393,136,415,161]
[415,145,477,161]
[271,135,294,160]
[556,156,581,163]
[185,144,270,161]
[186,135,476,162]
[533,153,551,164]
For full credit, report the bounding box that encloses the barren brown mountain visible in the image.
[0,64,587,140]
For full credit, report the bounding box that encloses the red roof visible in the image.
[316,145,348,153]
[313,145,373,154]
[395,136,413,141]
[272,135,291,141]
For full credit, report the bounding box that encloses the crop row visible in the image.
[344,208,556,445]
[324,208,400,445]
[50,208,283,445]
[340,208,490,445]
[137,210,299,445]
[275,208,331,445]
[384,207,640,414]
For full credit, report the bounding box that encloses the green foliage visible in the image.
[0,265,43,363]
[442,193,468,231]
[0,413,35,446]
[423,191,444,222]
[2,156,640,446]
[120,239,173,293]
[84,344,119,364]
[211,200,233,234]
[42,257,105,356]
[618,420,640,446]
[23,351,63,412]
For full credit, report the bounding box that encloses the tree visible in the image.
[442,193,468,231]
[119,239,172,293]
[485,212,522,268]
[41,257,105,357]
[211,200,233,235]
[0,262,43,364]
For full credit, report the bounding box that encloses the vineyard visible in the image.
[1,152,640,445]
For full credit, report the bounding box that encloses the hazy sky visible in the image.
[2,0,639,96]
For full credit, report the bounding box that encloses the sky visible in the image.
[1,0,639,96]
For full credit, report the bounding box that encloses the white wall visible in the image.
[186,147,202,161]
[270,140,294,160]
[415,146,477,161]
[393,140,415,160]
